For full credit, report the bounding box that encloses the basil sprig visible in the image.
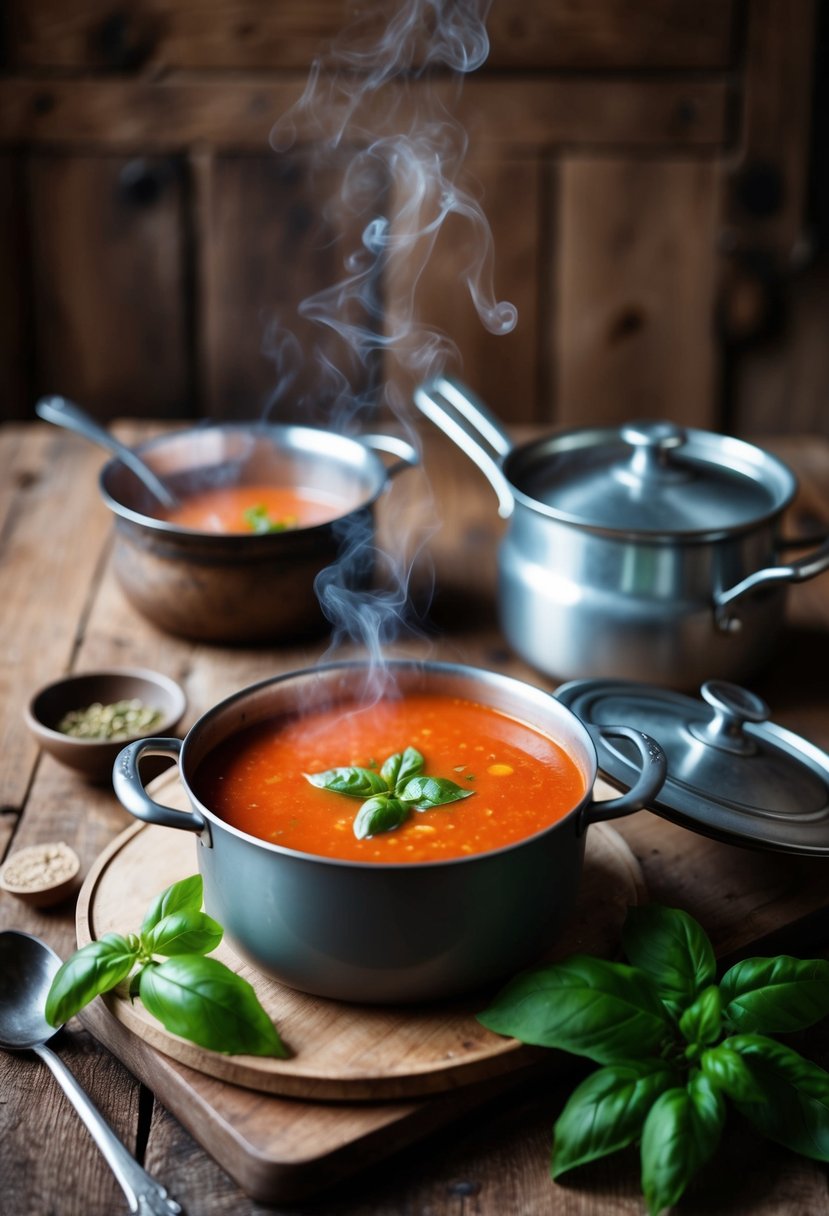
[45,875,286,1058]
[304,745,474,839]
[243,504,294,533]
[478,904,829,1215]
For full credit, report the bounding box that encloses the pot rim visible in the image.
[177,658,600,871]
[503,423,798,542]
[98,421,395,540]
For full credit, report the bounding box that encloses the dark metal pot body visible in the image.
[113,661,665,1003]
[99,423,417,644]
[414,377,829,688]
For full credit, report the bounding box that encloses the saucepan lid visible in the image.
[555,678,829,856]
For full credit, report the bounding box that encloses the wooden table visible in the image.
[2,419,829,1215]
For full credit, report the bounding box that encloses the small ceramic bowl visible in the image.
[0,841,81,907]
[25,668,187,783]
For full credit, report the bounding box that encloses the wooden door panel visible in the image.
[28,153,189,419]
[385,154,544,424]
[8,0,734,72]
[198,151,386,423]
[555,157,720,429]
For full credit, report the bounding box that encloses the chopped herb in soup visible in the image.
[193,694,586,863]
[164,484,345,534]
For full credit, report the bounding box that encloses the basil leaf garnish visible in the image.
[622,904,716,1018]
[44,875,289,1059]
[142,910,224,958]
[720,956,829,1034]
[381,747,423,791]
[353,795,410,840]
[45,934,139,1027]
[641,1075,725,1216]
[701,1044,765,1103]
[141,874,204,935]
[304,766,389,798]
[552,1059,676,1179]
[138,955,287,1057]
[726,1034,829,1160]
[679,984,722,1048]
[479,956,672,1063]
[305,745,477,839]
[397,775,475,809]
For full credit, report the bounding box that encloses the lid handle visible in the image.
[620,421,690,484]
[687,680,769,755]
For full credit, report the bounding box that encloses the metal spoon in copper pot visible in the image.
[36,395,179,510]
[0,930,183,1215]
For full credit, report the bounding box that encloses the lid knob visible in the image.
[620,421,690,484]
[688,680,769,755]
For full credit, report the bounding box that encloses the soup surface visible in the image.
[194,694,586,863]
[164,484,346,533]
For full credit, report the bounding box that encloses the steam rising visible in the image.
[268,0,515,674]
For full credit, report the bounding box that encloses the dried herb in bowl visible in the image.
[57,698,164,741]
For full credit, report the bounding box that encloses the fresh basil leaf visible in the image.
[478,956,672,1064]
[701,1044,765,1103]
[304,766,389,799]
[679,985,722,1047]
[45,934,139,1027]
[552,1059,676,1179]
[353,795,411,839]
[143,910,224,958]
[720,956,829,1034]
[141,874,204,935]
[640,1074,725,1216]
[397,776,475,809]
[381,747,423,791]
[726,1033,829,1160]
[138,955,287,1057]
[622,905,716,1019]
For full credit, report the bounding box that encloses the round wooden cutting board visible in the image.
[76,769,645,1101]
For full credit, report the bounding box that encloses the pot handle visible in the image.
[360,433,420,479]
[714,535,829,629]
[579,726,667,833]
[413,375,516,518]
[113,738,208,837]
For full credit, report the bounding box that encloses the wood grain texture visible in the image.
[0,76,730,152]
[555,156,720,428]
[385,154,544,423]
[4,421,829,1213]
[28,153,191,420]
[8,0,735,72]
[75,808,643,1100]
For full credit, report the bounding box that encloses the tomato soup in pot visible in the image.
[193,693,586,863]
[162,483,345,534]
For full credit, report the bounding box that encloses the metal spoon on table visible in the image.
[0,930,183,1215]
[35,395,180,510]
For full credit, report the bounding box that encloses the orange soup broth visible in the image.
[194,694,587,863]
[165,484,345,533]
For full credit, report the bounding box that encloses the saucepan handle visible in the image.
[715,535,829,628]
[413,375,516,518]
[113,738,208,837]
[360,433,420,480]
[578,726,667,833]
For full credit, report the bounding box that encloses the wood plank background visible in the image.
[0,0,823,439]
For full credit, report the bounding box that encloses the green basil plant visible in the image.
[46,874,286,1058]
[478,904,829,1215]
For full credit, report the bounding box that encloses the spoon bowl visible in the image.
[0,930,182,1214]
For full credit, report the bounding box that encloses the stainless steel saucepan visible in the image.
[414,376,829,688]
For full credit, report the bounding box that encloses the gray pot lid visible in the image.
[505,421,796,537]
[555,678,829,856]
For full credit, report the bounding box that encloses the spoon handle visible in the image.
[35,395,178,510]
[34,1042,183,1215]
